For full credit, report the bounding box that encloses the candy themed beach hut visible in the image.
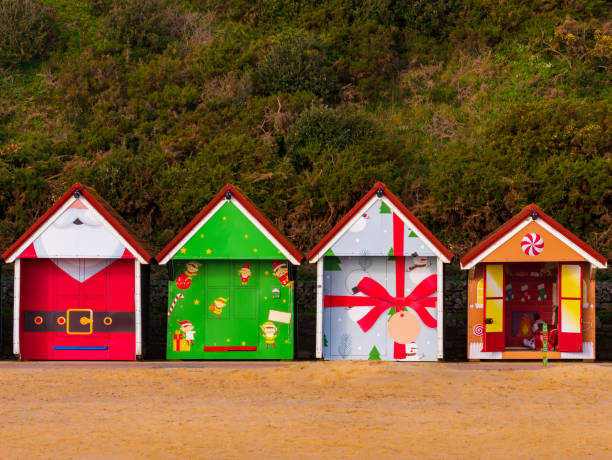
[2,183,152,360]
[307,182,452,361]
[156,184,303,359]
[461,204,608,360]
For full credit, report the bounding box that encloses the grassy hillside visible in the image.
[0,0,610,259]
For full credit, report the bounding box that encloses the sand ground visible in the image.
[1,361,611,459]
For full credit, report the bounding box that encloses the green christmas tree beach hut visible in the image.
[156,184,304,359]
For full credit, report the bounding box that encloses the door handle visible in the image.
[485,318,493,324]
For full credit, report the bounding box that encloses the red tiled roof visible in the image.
[155,184,304,264]
[2,183,153,262]
[306,181,453,262]
[460,204,607,267]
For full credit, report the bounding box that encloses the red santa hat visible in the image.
[177,320,192,327]
[242,263,250,270]
[272,260,285,273]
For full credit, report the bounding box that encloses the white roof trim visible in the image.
[5,196,76,263]
[460,217,607,269]
[537,219,606,269]
[5,195,148,264]
[158,198,301,266]
[309,195,451,263]
[157,199,226,265]
[308,195,378,263]
[232,199,301,266]
[460,218,531,270]
[80,196,147,264]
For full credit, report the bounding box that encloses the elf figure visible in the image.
[506,284,514,301]
[175,262,200,290]
[209,297,228,317]
[238,263,252,285]
[538,283,547,301]
[177,320,195,350]
[272,260,293,287]
[260,321,278,348]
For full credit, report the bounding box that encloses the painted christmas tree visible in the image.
[323,333,328,347]
[324,248,342,271]
[380,201,391,214]
[368,346,381,360]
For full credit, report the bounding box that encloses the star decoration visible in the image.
[194,299,200,305]
[206,249,212,254]
[200,234,204,238]
[241,341,246,346]
[226,338,230,342]
[253,248,258,252]
[244,234,248,238]
[264,271,269,275]
[180,247,187,254]
[222,216,227,221]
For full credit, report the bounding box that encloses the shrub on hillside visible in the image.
[102,0,184,52]
[0,0,61,67]
[254,38,339,102]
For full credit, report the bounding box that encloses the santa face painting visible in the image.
[31,199,128,282]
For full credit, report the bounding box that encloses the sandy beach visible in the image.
[1,361,611,459]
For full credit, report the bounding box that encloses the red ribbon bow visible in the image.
[354,274,438,333]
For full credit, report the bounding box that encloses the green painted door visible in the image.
[166,259,294,359]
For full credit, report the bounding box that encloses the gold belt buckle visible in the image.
[66,309,93,335]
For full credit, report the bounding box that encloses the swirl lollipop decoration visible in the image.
[521,233,544,256]
[473,324,484,337]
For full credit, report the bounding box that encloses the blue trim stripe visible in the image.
[53,346,109,351]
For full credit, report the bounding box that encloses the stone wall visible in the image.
[3,274,612,360]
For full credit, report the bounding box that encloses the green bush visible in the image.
[0,0,61,67]
[103,0,185,52]
[254,37,339,101]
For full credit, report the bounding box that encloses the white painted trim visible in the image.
[5,197,76,263]
[536,219,607,269]
[315,259,324,359]
[460,218,532,270]
[384,198,451,263]
[159,197,302,265]
[460,217,607,270]
[437,258,444,360]
[308,195,379,263]
[157,199,227,265]
[79,196,148,264]
[231,199,301,266]
[134,260,142,357]
[5,195,148,264]
[13,259,20,357]
[309,195,451,263]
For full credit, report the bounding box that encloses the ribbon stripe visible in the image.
[323,212,438,360]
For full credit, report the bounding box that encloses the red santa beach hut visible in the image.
[2,183,152,360]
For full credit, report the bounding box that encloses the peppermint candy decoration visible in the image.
[521,233,544,256]
[473,324,484,337]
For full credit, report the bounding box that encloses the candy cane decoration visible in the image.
[521,233,544,256]
[168,293,184,317]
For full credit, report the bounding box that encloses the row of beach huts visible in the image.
[1,182,608,361]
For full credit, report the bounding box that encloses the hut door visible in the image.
[52,259,111,358]
[483,264,505,352]
[557,263,582,352]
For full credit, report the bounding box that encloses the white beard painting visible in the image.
[32,199,127,282]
